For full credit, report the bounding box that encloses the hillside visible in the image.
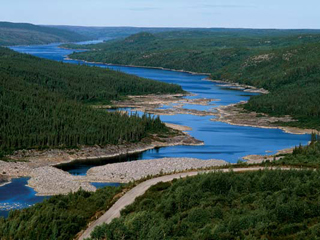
[0,22,89,46]
[1,136,319,239]
[0,47,184,157]
[0,186,124,240]
[67,30,320,130]
[48,25,184,39]
[88,169,320,240]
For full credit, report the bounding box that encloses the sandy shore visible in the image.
[212,102,319,135]
[28,167,96,196]
[27,158,227,196]
[208,79,269,94]
[0,131,202,176]
[87,158,228,183]
[0,177,11,187]
[95,94,218,117]
[242,147,296,164]
[0,123,204,195]
[165,123,192,131]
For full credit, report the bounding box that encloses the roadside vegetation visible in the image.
[1,137,319,239]
[88,169,320,240]
[67,30,320,130]
[0,47,184,157]
[269,134,320,168]
[0,186,124,240]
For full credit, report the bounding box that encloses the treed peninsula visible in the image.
[0,47,185,158]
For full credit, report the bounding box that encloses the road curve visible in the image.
[79,167,292,239]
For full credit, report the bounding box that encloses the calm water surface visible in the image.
[1,41,310,216]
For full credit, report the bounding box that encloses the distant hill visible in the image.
[124,32,156,43]
[47,25,185,39]
[67,29,320,130]
[48,25,320,40]
[0,22,89,46]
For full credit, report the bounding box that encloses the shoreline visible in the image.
[64,56,212,76]
[86,158,228,183]
[64,54,265,95]
[0,125,203,190]
[103,94,218,117]
[28,158,228,196]
[0,181,11,188]
[207,79,269,94]
[212,102,319,135]
[1,52,317,196]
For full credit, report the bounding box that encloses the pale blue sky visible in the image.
[1,0,319,29]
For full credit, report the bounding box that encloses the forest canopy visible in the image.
[67,30,320,130]
[0,21,90,46]
[0,47,184,157]
[88,169,320,240]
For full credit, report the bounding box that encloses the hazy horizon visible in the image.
[1,0,320,29]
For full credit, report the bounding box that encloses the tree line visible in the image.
[89,170,320,239]
[67,31,320,130]
[0,47,183,157]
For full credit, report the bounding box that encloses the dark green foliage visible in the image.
[0,21,89,46]
[89,170,320,240]
[0,186,122,240]
[217,43,320,130]
[58,26,320,41]
[0,47,183,156]
[68,30,320,130]
[274,138,320,168]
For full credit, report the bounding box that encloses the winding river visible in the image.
[0,41,310,217]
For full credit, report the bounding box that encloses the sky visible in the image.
[1,0,319,29]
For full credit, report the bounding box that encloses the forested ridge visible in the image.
[88,169,320,240]
[67,30,320,129]
[0,21,89,46]
[0,47,184,157]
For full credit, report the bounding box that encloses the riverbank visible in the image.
[212,102,319,135]
[0,176,10,187]
[87,158,228,183]
[27,157,227,196]
[208,79,269,94]
[1,130,202,176]
[96,94,218,117]
[64,56,212,76]
[242,146,295,164]
[65,54,267,95]
[0,125,203,194]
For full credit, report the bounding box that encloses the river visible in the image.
[0,41,310,217]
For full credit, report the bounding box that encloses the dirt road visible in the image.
[79,167,292,239]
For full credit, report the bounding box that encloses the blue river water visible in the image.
[0,41,310,217]
[0,178,47,218]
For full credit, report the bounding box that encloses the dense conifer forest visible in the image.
[0,186,123,240]
[89,170,320,240]
[1,139,319,239]
[271,134,320,168]
[0,47,184,157]
[67,30,320,129]
[0,22,90,46]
